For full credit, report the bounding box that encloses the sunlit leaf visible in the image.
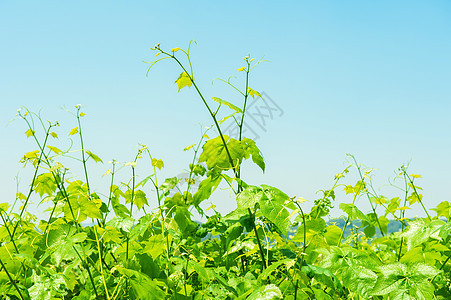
[86,150,103,163]
[69,127,78,136]
[152,158,164,169]
[247,87,261,99]
[175,71,194,92]
[47,145,62,154]
[212,97,242,113]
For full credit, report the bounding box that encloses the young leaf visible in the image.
[198,135,244,170]
[25,129,35,138]
[69,127,78,136]
[86,150,103,163]
[212,97,242,113]
[236,186,264,211]
[193,175,221,207]
[116,267,166,299]
[47,145,62,154]
[125,189,148,210]
[247,284,282,300]
[242,138,265,172]
[259,185,291,234]
[33,173,57,197]
[175,71,194,91]
[151,158,164,169]
[339,203,370,222]
[247,87,262,99]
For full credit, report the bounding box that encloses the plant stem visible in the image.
[349,155,385,236]
[0,258,24,300]
[248,208,267,269]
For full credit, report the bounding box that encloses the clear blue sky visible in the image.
[1,0,450,219]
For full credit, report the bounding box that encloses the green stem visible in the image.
[76,108,91,195]
[403,168,431,220]
[0,258,24,300]
[349,155,385,236]
[170,54,238,177]
[248,208,267,269]
[73,245,99,298]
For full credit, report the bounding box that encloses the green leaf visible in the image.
[111,192,131,218]
[175,71,194,92]
[198,135,244,170]
[212,97,242,113]
[372,262,439,299]
[151,158,164,169]
[401,219,445,250]
[247,284,282,300]
[432,201,450,219]
[189,260,212,282]
[242,138,265,172]
[258,259,292,281]
[125,189,148,210]
[292,218,326,244]
[378,215,390,235]
[86,150,103,163]
[99,226,122,243]
[143,234,167,259]
[64,194,102,222]
[259,185,291,234]
[174,206,198,237]
[33,173,57,197]
[339,203,370,222]
[116,267,166,299]
[342,265,377,297]
[324,225,342,245]
[301,264,342,292]
[236,186,264,211]
[107,216,135,233]
[193,175,221,207]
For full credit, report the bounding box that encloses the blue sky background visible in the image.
[1,1,450,220]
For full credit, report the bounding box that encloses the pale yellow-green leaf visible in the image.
[25,129,35,138]
[175,72,194,92]
[397,206,411,211]
[16,192,27,201]
[0,202,9,212]
[69,127,79,136]
[211,97,242,113]
[86,150,103,163]
[206,204,216,211]
[152,158,164,170]
[47,145,62,154]
[375,196,387,205]
[24,150,39,159]
[184,144,195,151]
[247,87,262,99]
[103,169,112,177]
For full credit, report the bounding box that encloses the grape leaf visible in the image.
[175,72,194,91]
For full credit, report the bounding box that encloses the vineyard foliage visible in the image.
[2,42,451,299]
